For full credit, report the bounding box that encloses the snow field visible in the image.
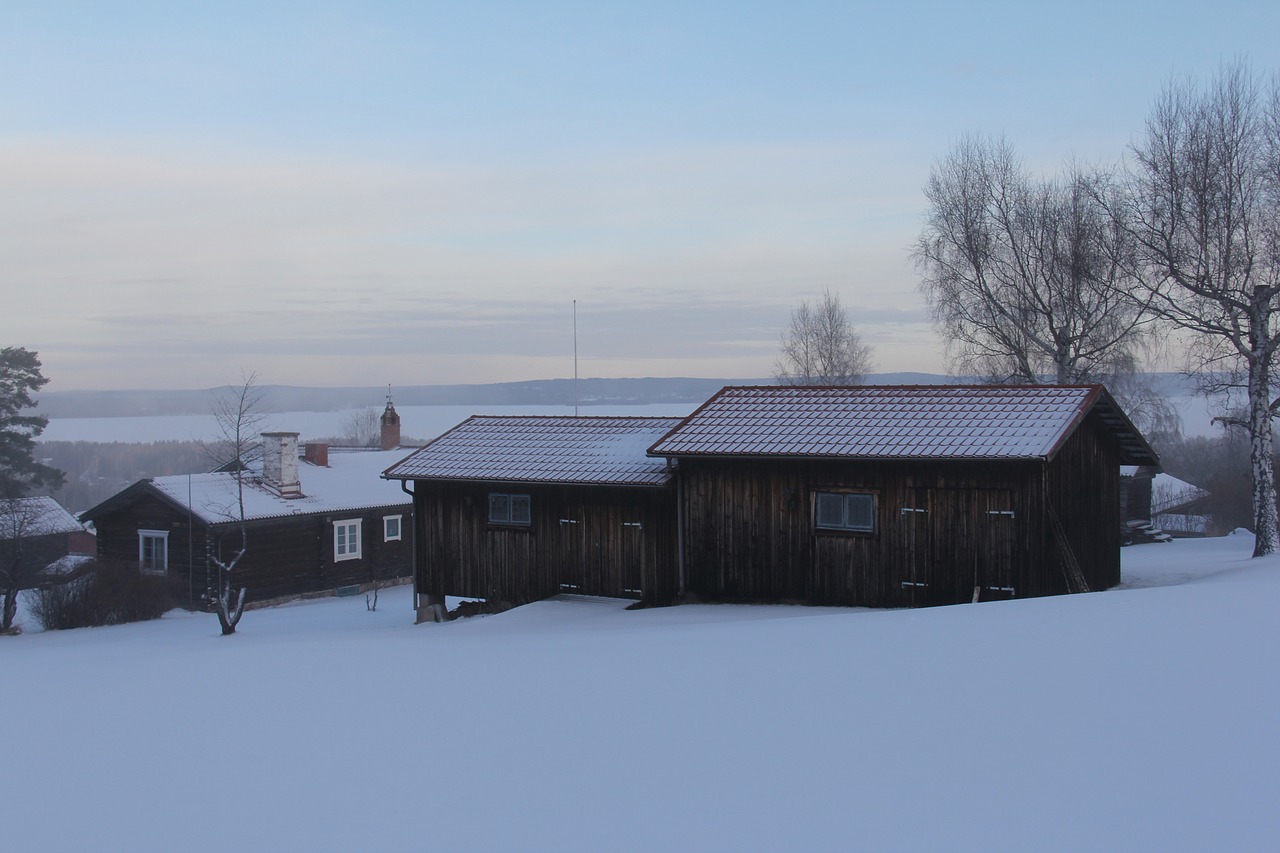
[2,534,1276,852]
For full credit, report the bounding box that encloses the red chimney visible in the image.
[304,442,329,467]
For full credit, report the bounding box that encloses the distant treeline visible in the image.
[37,440,212,515]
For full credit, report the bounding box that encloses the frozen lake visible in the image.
[39,403,698,443]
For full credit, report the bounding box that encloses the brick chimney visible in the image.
[303,442,329,467]
[380,398,401,451]
[261,432,302,498]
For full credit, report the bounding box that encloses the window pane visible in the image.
[845,494,874,531]
[815,493,844,528]
[489,494,509,523]
[385,517,400,539]
[510,494,531,524]
[336,525,348,554]
[140,533,167,571]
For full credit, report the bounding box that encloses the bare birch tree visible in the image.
[1,497,46,632]
[340,407,380,446]
[914,136,1153,387]
[206,372,266,634]
[1125,61,1280,556]
[775,289,874,385]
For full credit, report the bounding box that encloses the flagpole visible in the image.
[573,299,579,416]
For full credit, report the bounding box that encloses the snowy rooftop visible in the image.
[0,496,85,539]
[384,416,685,486]
[649,385,1157,463]
[144,447,414,524]
[1152,472,1211,514]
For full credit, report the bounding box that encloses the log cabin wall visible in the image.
[207,507,412,603]
[91,489,411,604]
[676,457,1054,608]
[412,481,678,605]
[91,490,210,602]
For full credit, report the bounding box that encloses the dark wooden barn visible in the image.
[383,416,683,620]
[647,385,1159,607]
[81,432,414,605]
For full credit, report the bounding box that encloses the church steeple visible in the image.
[380,385,401,450]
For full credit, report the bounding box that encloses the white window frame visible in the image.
[383,514,402,542]
[814,491,876,534]
[138,529,169,574]
[334,519,362,561]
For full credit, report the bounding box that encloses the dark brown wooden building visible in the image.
[81,432,414,605]
[1,495,95,589]
[383,416,683,619]
[648,385,1159,607]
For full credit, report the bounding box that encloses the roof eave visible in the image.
[377,473,672,488]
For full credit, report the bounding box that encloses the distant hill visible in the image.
[35,372,1199,419]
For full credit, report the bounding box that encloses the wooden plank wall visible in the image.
[1045,413,1122,592]
[678,457,1050,608]
[413,482,678,605]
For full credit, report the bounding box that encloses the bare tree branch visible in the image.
[774,290,874,385]
[916,136,1157,388]
[1125,61,1280,556]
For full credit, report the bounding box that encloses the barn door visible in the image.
[619,520,645,598]
[897,488,937,606]
[970,489,1016,601]
[557,515,586,593]
[899,487,1015,606]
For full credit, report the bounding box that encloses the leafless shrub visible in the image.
[30,561,172,630]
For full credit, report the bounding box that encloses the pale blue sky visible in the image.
[2,1,1277,390]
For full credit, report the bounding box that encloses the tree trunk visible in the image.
[1247,356,1279,556]
[2,585,17,632]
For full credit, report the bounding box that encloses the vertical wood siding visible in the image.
[1045,411,1122,592]
[413,482,678,605]
[678,424,1119,608]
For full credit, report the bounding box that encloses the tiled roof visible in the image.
[146,447,413,525]
[649,385,1156,463]
[384,416,684,486]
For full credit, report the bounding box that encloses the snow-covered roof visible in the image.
[1151,473,1211,515]
[145,447,413,525]
[649,385,1158,463]
[384,416,684,486]
[43,553,94,576]
[0,496,85,539]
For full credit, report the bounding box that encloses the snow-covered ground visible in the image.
[3,535,1276,852]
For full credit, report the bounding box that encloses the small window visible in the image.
[384,515,402,542]
[814,492,875,533]
[489,493,531,526]
[138,529,169,574]
[334,519,362,561]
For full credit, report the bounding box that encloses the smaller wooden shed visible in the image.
[383,416,683,616]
